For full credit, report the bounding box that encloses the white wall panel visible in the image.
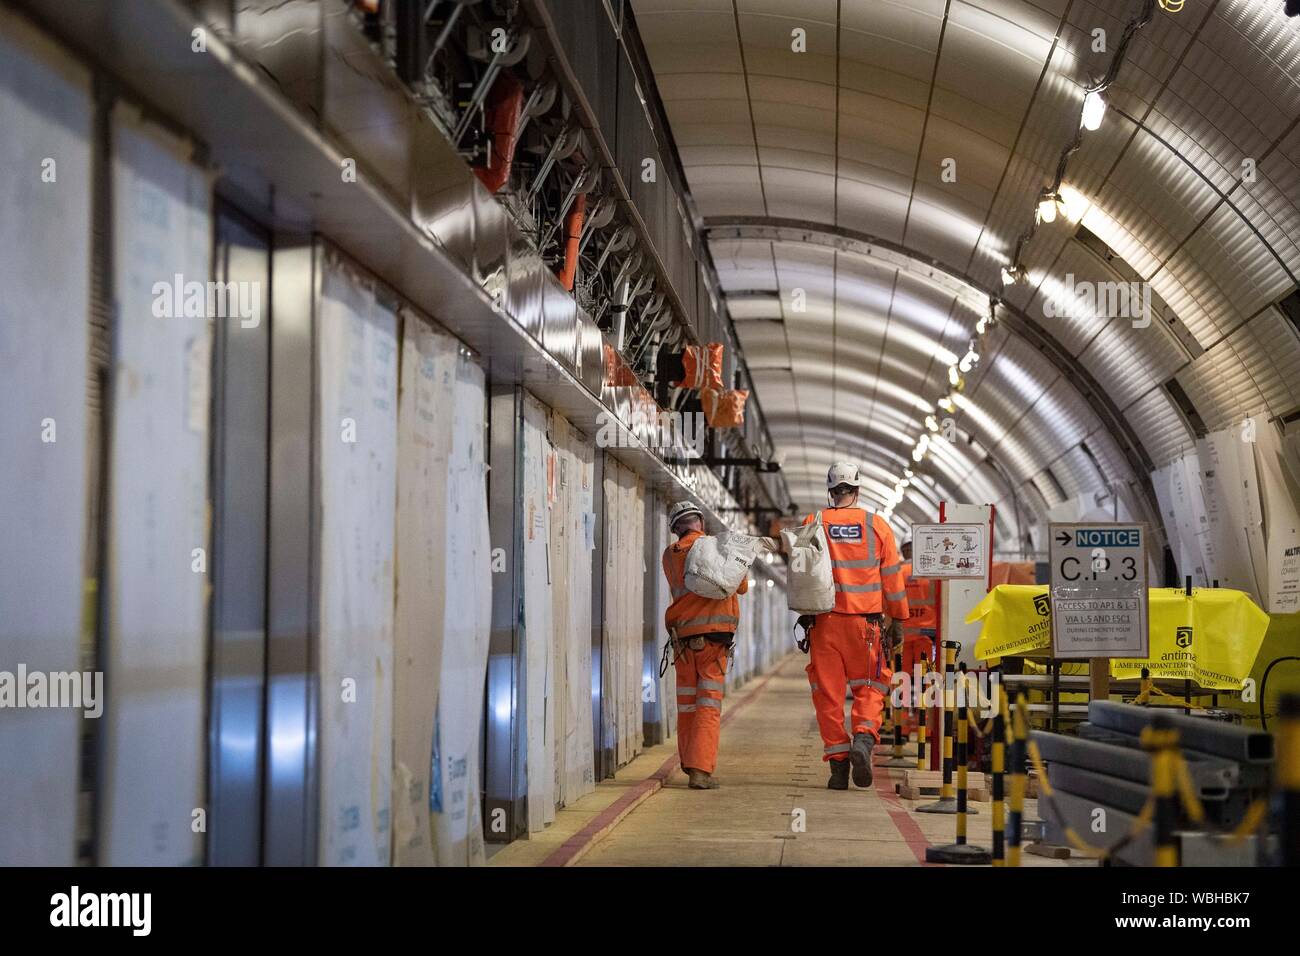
[316,255,397,866]
[101,104,212,865]
[520,393,555,830]
[1255,419,1300,614]
[431,348,491,865]
[549,412,595,806]
[392,313,453,866]
[0,10,91,866]
[602,458,645,769]
[1199,426,1266,603]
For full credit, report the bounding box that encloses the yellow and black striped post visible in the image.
[918,641,964,815]
[1278,693,1300,867]
[925,686,991,863]
[1007,691,1028,867]
[882,648,912,767]
[991,685,1007,865]
[1144,714,1181,867]
[915,659,928,771]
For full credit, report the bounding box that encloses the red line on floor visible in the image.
[872,763,938,865]
[539,663,786,867]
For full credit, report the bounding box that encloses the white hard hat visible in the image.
[826,461,862,490]
[668,500,703,531]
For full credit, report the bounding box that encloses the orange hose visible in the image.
[558,192,586,291]
[474,72,524,194]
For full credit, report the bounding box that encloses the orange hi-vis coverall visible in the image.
[801,508,909,759]
[901,561,937,674]
[662,529,748,774]
[900,561,936,733]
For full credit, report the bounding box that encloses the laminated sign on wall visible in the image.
[316,251,398,866]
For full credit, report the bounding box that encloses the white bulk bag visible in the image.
[782,513,835,614]
[684,532,766,600]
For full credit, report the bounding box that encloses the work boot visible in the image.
[688,769,719,790]
[850,733,874,788]
[827,758,850,790]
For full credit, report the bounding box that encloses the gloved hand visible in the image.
[796,614,816,631]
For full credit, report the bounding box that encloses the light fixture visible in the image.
[948,365,960,386]
[912,446,924,462]
[766,578,774,589]
[1058,184,1090,223]
[1037,193,1058,223]
[1000,266,1020,286]
[764,551,774,565]
[925,415,939,432]
[904,468,914,478]
[975,317,987,334]
[1081,90,1106,131]
[938,396,955,413]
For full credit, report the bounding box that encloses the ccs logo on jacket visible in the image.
[827,523,863,542]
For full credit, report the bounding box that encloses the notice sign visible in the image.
[910,523,988,579]
[1049,522,1149,659]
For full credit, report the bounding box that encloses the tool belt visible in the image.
[659,631,734,676]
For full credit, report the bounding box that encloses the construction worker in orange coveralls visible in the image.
[899,537,937,734]
[800,463,909,790]
[662,500,748,790]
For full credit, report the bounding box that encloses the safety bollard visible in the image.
[925,694,992,863]
[1007,691,1027,867]
[1144,714,1181,867]
[918,641,962,814]
[991,685,1007,866]
[1278,694,1300,867]
[915,659,928,772]
[882,649,912,767]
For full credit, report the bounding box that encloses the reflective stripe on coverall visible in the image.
[805,614,892,758]
[674,641,729,774]
[800,508,909,758]
[662,529,748,638]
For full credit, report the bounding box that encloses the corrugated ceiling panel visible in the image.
[1234,308,1300,419]
[1177,336,1266,432]
[1247,306,1300,415]
[1123,387,1192,469]
[1163,201,1294,342]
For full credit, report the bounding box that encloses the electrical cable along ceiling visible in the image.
[631,0,1300,550]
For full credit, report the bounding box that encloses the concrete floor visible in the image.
[492,653,1095,867]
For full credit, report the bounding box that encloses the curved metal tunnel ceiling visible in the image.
[632,0,1300,545]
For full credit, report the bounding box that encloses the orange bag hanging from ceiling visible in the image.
[701,387,749,428]
[673,343,725,390]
